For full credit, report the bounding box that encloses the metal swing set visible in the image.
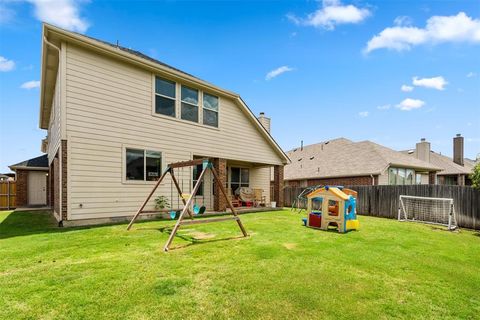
[127,158,248,252]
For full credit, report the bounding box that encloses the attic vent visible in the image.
[310,156,315,160]
[298,158,303,161]
[325,141,330,145]
[293,148,297,152]
[408,150,414,154]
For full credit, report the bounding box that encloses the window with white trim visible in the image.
[126,148,162,181]
[181,85,199,122]
[155,77,176,117]
[388,167,418,185]
[203,92,219,127]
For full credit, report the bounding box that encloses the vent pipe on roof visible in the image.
[301,140,303,151]
[453,134,464,166]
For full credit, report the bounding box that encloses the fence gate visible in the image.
[0,181,16,210]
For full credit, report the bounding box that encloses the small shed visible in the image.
[9,155,49,207]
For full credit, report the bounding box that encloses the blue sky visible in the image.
[0,0,479,172]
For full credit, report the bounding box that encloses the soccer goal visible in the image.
[398,195,457,230]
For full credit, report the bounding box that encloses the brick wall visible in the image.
[273,165,284,207]
[429,172,436,185]
[61,140,68,220]
[213,158,227,211]
[53,157,60,215]
[15,169,28,207]
[285,175,376,187]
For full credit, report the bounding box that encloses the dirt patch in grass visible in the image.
[283,243,297,250]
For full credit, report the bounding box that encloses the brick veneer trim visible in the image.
[15,169,29,207]
[273,165,284,207]
[213,158,227,211]
[285,175,376,187]
[61,140,68,220]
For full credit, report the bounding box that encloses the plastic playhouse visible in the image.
[302,186,359,233]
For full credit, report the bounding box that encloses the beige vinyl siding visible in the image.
[250,167,271,204]
[65,44,280,220]
[47,69,62,163]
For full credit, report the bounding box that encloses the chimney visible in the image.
[415,138,430,163]
[453,134,464,166]
[258,112,271,132]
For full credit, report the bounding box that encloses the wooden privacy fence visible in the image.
[284,185,480,230]
[0,181,16,210]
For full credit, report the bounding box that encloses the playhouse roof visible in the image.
[307,187,355,201]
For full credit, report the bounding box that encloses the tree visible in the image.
[471,162,480,189]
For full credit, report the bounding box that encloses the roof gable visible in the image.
[9,154,48,170]
[40,23,289,164]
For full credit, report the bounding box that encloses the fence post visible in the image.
[7,181,10,210]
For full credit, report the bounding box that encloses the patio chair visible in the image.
[253,188,266,207]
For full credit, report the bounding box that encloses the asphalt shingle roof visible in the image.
[285,138,441,181]
[10,154,48,169]
[403,150,474,175]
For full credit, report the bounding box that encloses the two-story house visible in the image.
[39,24,289,226]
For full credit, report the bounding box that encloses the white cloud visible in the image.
[358,111,369,117]
[377,104,391,110]
[412,76,448,90]
[467,71,477,78]
[20,80,40,89]
[401,84,414,92]
[365,12,480,53]
[396,98,425,111]
[0,56,15,71]
[288,0,371,30]
[394,16,413,27]
[265,66,294,81]
[27,0,89,33]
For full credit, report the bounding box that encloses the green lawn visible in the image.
[1,209,479,320]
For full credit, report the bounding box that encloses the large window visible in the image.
[126,148,162,181]
[155,77,176,117]
[388,167,418,185]
[181,86,199,122]
[230,167,249,194]
[203,93,219,127]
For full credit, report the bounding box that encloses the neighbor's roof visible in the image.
[285,138,441,181]
[9,154,48,170]
[40,23,289,165]
[402,150,474,176]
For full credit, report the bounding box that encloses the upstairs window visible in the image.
[181,86,199,122]
[155,77,176,117]
[203,93,219,127]
[126,148,162,181]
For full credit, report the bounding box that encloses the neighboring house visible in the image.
[0,173,15,181]
[404,135,475,185]
[39,24,288,225]
[282,138,440,187]
[9,154,49,206]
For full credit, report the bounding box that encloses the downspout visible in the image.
[370,174,375,185]
[43,35,61,52]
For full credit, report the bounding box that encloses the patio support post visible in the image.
[213,158,227,212]
[273,165,284,208]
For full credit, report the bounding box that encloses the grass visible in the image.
[1,209,479,320]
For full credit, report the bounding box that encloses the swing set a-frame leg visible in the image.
[164,165,208,251]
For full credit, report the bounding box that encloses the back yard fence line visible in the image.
[0,181,16,210]
[283,185,480,230]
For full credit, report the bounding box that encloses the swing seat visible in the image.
[169,210,177,220]
[193,204,207,215]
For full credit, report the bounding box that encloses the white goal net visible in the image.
[398,195,457,230]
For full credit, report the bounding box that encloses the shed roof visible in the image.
[285,138,440,181]
[9,154,48,170]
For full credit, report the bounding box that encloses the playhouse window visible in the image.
[181,85,199,123]
[155,77,176,117]
[327,199,339,216]
[311,197,323,211]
